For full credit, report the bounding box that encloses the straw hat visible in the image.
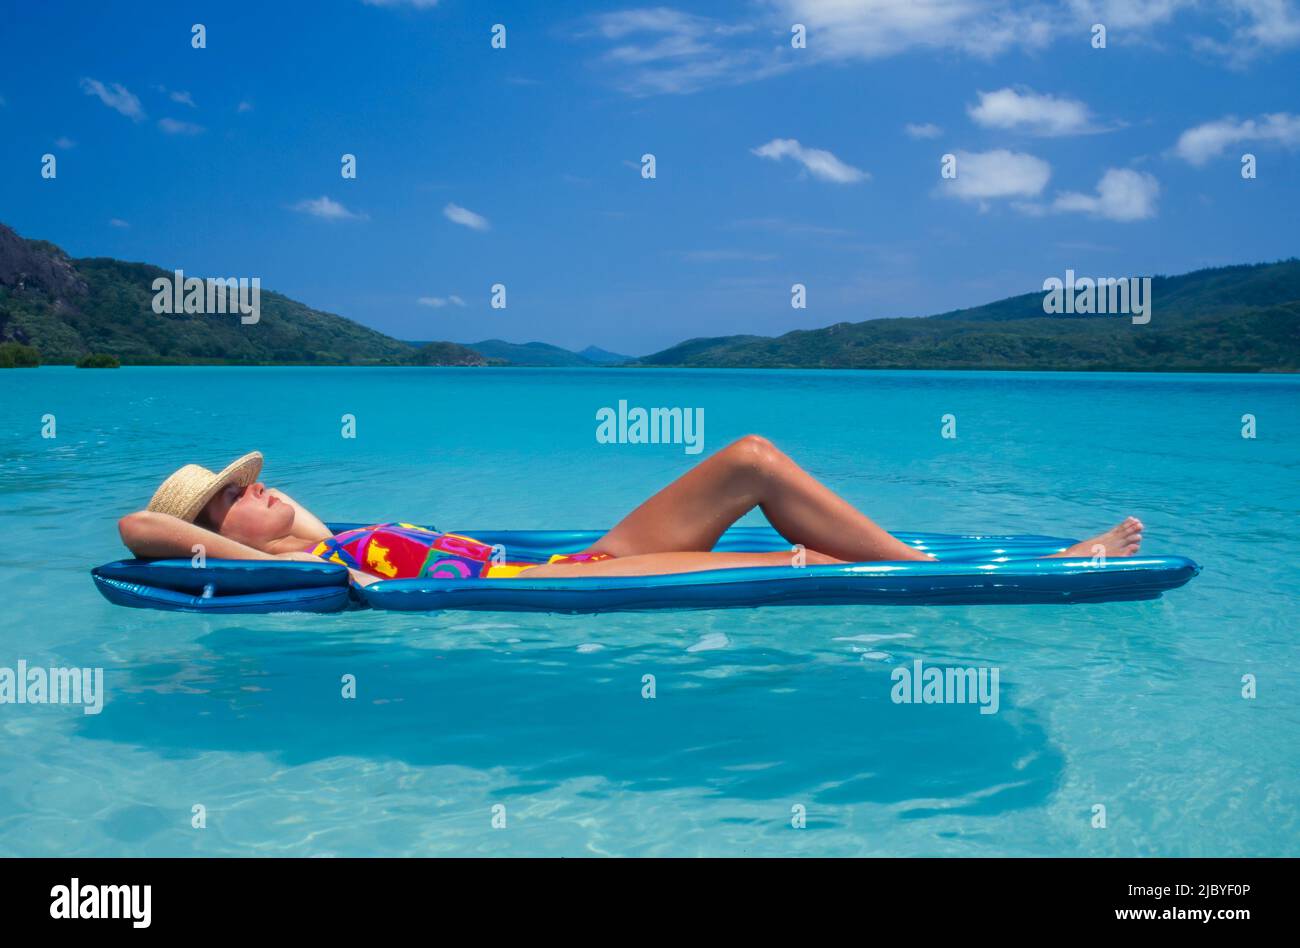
[147,451,264,523]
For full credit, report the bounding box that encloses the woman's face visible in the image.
[201,481,295,546]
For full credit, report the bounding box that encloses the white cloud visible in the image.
[1066,0,1192,30]
[582,2,1300,97]
[939,149,1051,202]
[905,122,943,139]
[54,136,76,149]
[1052,168,1160,221]
[586,8,788,95]
[751,138,868,183]
[418,295,466,308]
[443,202,491,230]
[597,7,711,37]
[80,78,145,121]
[154,85,197,108]
[1071,0,1300,58]
[292,196,367,220]
[968,86,1093,136]
[1229,0,1300,48]
[585,3,1061,96]
[602,10,717,62]
[158,117,205,135]
[1173,112,1300,165]
[109,218,130,228]
[767,0,1057,60]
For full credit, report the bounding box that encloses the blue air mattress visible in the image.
[92,558,353,614]
[92,524,1200,614]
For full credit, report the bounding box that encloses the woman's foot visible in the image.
[1051,517,1144,559]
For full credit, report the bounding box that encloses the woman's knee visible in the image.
[726,434,778,469]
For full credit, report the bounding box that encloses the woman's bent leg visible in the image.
[521,549,845,579]
[588,435,932,562]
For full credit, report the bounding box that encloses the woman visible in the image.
[118,436,1144,586]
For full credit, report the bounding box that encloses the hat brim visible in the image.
[183,451,264,522]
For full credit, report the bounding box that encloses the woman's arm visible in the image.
[267,488,332,541]
[118,510,282,560]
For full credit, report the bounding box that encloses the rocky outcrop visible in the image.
[0,224,88,300]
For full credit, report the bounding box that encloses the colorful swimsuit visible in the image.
[311,523,613,580]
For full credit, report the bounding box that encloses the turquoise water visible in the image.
[1,366,1296,856]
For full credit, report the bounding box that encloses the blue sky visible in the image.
[2,0,1298,356]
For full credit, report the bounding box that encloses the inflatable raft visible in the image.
[91,524,1200,615]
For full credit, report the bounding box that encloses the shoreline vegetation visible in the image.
[2,222,1296,372]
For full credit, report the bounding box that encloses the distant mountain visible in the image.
[635,261,1300,372]
[579,345,634,365]
[404,341,494,367]
[634,334,767,367]
[468,339,596,366]
[7,220,1295,372]
[0,223,486,366]
[411,339,634,367]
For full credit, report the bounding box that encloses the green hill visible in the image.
[5,220,1295,372]
[0,223,486,366]
[468,339,596,367]
[579,345,634,365]
[461,340,637,366]
[636,261,1300,372]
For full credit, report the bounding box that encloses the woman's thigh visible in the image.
[582,437,770,557]
[519,549,843,578]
